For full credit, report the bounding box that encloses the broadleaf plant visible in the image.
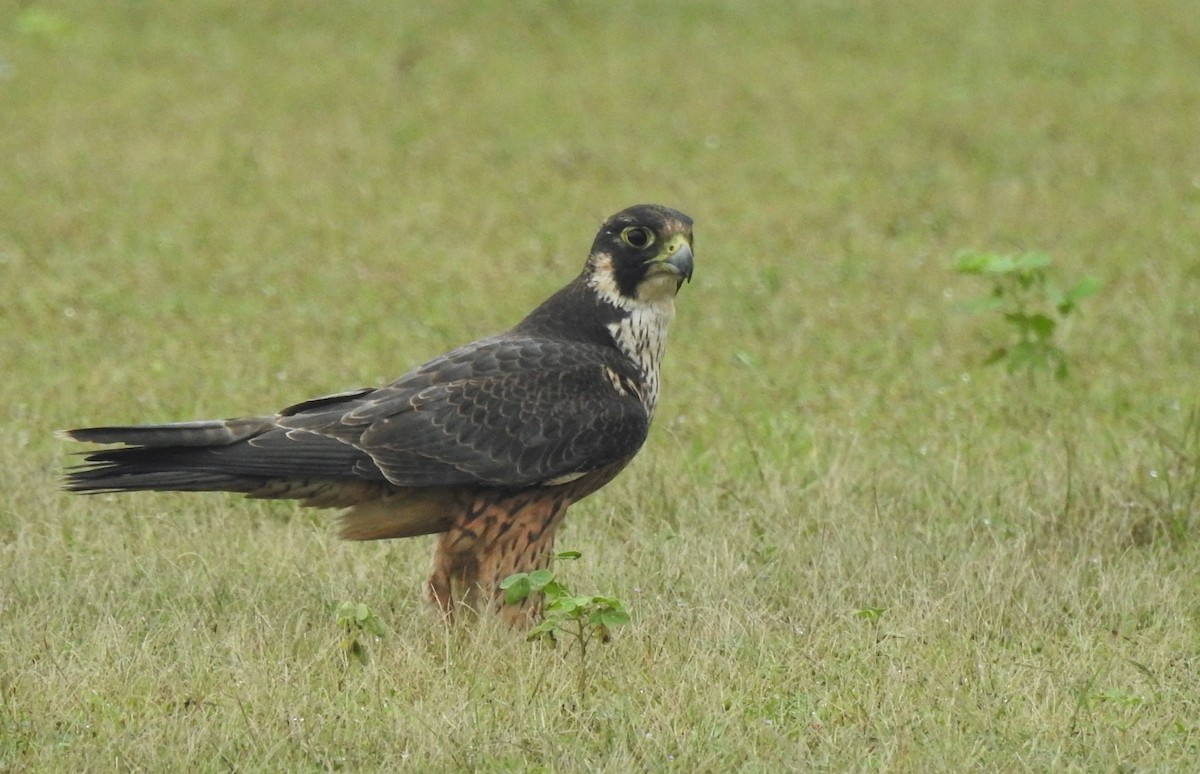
[501,551,630,707]
[955,251,1100,380]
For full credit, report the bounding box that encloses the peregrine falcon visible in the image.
[63,204,695,625]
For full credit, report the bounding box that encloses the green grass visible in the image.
[3,0,1199,770]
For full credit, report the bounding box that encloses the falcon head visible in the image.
[587,204,694,306]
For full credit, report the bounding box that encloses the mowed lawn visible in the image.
[2,1,1198,770]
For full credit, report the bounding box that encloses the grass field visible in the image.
[3,1,1199,770]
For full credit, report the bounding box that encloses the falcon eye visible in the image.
[620,226,655,249]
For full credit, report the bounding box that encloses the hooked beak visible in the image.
[666,242,694,284]
[650,234,694,286]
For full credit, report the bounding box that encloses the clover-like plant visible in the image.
[501,551,630,706]
[955,251,1101,380]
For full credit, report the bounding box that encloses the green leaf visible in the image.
[343,637,368,665]
[541,580,568,601]
[1007,341,1051,371]
[1027,313,1056,339]
[1065,276,1102,301]
[1003,312,1056,340]
[1057,277,1102,314]
[499,572,527,590]
[598,608,630,628]
[955,251,1013,274]
[855,607,887,623]
[1011,252,1051,271]
[527,569,556,590]
[502,576,532,605]
[548,596,584,614]
[1014,269,1044,291]
[363,615,386,638]
[527,620,558,644]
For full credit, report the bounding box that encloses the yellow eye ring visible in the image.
[620,226,655,249]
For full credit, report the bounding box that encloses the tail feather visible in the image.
[64,435,269,494]
[62,417,300,495]
[61,417,398,510]
[60,417,271,448]
[65,466,262,494]
[62,420,482,544]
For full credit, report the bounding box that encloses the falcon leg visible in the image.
[426,507,482,620]
[426,543,477,621]
[427,490,571,626]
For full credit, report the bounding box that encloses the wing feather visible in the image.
[278,335,650,488]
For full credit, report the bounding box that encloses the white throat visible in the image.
[606,298,675,417]
[587,262,677,417]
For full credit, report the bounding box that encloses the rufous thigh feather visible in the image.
[427,489,572,625]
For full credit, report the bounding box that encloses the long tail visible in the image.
[61,418,447,537]
[61,418,277,494]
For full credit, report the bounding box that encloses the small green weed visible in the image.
[501,551,630,707]
[335,601,386,667]
[955,251,1101,380]
[854,606,887,625]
